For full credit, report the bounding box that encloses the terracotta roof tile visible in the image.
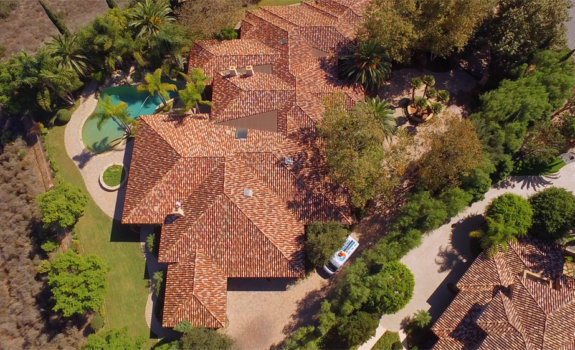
[163,251,227,328]
[432,239,575,350]
[123,0,366,329]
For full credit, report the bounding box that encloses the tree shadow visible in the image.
[72,148,97,169]
[427,215,483,320]
[111,139,134,221]
[512,173,558,190]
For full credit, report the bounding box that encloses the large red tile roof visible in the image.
[123,0,368,329]
[432,239,575,349]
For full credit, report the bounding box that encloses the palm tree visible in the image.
[94,95,135,139]
[437,90,450,104]
[339,40,392,92]
[425,87,437,99]
[129,0,174,39]
[422,75,435,96]
[178,68,212,115]
[414,97,428,116]
[410,77,422,102]
[137,68,177,107]
[364,97,396,141]
[430,102,443,115]
[48,34,89,77]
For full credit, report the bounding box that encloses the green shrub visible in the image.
[153,270,164,298]
[481,194,533,255]
[37,260,52,274]
[36,182,88,229]
[336,311,380,348]
[41,239,59,253]
[146,233,156,255]
[372,331,402,350]
[404,310,434,349]
[439,187,473,217]
[55,109,72,125]
[0,45,6,59]
[529,187,575,240]
[397,191,448,231]
[214,27,238,40]
[102,165,124,187]
[90,312,105,331]
[305,221,348,267]
[180,327,235,350]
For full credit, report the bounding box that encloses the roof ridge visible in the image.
[161,192,226,261]
[222,189,293,262]
[499,291,531,348]
[190,251,226,327]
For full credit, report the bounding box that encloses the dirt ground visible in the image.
[0,0,127,59]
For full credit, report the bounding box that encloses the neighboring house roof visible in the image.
[432,239,575,349]
[123,0,368,329]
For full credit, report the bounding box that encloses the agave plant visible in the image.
[339,40,392,92]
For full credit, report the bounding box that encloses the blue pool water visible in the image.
[82,85,175,153]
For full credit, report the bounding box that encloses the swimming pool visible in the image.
[82,85,174,153]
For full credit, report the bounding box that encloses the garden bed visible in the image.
[99,164,127,191]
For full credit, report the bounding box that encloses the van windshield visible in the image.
[326,261,339,273]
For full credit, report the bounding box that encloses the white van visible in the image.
[323,235,359,275]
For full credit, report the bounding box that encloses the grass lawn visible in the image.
[258,0,301,6]
[513,157,566,176]
[44,125,149,338]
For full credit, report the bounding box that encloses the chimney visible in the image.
[172,201,184,217]
[243,188,253,197]
[245,65,254,76]
[229,66,238,77]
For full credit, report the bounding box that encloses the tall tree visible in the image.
[362,0,494,63]
[318,94,386,207]
[105,0,117,9]
[129,0,174,39]
[36,182,88,230]
[305,221,349,268]
[362,0,419,63]
[483,0,571,72]
[38,0,70,36]
[47,251,108,317]
[418,118,483,193]
[339,40,392,92]
[137,68,177,107]
[419,0,495,58]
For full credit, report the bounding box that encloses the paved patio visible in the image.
[64,81,128,219]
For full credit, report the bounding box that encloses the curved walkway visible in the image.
[64,82,171,338]
[359,155,575,349]
[64,81,127,219]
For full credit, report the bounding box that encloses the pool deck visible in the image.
[64,81,127,220]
